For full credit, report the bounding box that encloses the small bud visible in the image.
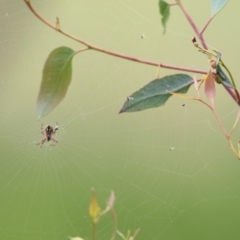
[56,17,60,30]
[192,37,198,47]
[210,60,217,68]
[192,37,196,43]
[89,188,101,222]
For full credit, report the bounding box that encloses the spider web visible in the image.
[1,0,240,240]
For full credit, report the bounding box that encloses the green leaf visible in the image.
[36,46,75,118]
[158,0,170,34]
[216,65,235,89]
[211,0,228,17]
[119,74,193,113]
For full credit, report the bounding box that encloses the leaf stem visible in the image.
[200,17,213,35]
[74,47,89,55]
[23,0,207,75]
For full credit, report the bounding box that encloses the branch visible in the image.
[23,0,207,75]
[176,0,208,49]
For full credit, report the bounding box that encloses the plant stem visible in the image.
[92,221,96,240]
[200,17,213,35]
[110,209,117,240]
[195,98,240,159]
[23,0,207,75]
[228,140,240,159]
[176,0,208,49]
[220,60,240,103]
[222,84,239,105]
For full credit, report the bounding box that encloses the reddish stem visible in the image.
[176,0,208,49]
[23,0,207,75]
[200,17,213,35]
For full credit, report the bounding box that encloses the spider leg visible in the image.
[50,137,58,146]
[51,137,58,143]
[37,138,47,147]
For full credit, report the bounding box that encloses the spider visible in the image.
[37,123,59,147]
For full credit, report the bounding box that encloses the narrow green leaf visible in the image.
[158,0,170,34]
[119,74,193,113]
[216,65,235,89]
[36,46,75,118]
[211,0,228,17]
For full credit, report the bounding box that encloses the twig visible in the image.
[194,98,240,158]
[170,90,240,159]
[196,98,240,158]
[23,0,207,75]
[176,0,208,49]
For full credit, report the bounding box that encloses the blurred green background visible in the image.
[1,0,240,239]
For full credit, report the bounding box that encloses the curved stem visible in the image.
[195,98,240,158]
[194,98,228,137]
[228,140,240,159]
[23,0,207,75]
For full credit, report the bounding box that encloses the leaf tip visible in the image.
[211,0,228,17]
[106,190,115,210]
[36,108,43,119]
[69,237,84,240]
[158,0,170,33]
